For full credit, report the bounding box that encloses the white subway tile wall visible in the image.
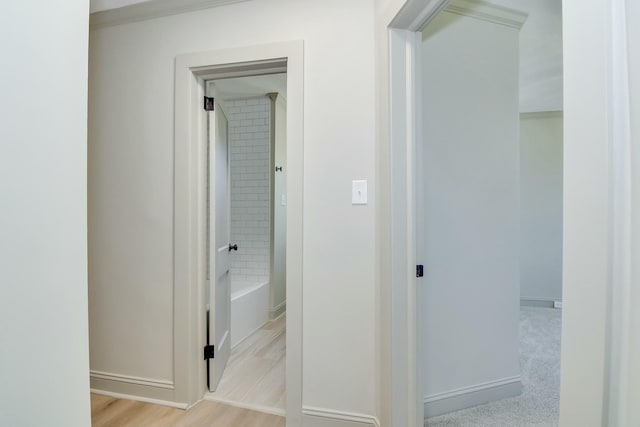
[225,97,271,295]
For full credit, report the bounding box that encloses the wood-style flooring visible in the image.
[207,314,286,412]
[91,394,284,427]
[91,316,286,426]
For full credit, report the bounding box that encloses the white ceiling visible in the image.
[211,73,287,101]
[90,0,563,112]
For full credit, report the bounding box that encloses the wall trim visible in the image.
[90,0,249,30]
[90,370,175,390]
[269,300,286,320]
[520,110,564,120]
[445,0,528,29]
[302,406,380,427]
[424,376,522,418]
[90,389,188,409]
[521,296,563,308]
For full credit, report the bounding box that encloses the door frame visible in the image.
[379,2,449,426]
[384,0,636,426]
[173,41,303,425]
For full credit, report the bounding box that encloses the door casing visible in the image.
[173,41,303,426]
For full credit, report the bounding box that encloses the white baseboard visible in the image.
[90,388,188,410]
[269,300,286,320]
[90,370,174,389]
[520,296,562,308]
[90,371,179,404]
[302,406,380,427]
[424,376,522,418]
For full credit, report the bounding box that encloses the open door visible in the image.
[206,88,232,392]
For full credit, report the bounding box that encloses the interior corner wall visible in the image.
[88,0,376,417]
[520,111,563,304]
[0,1,91,426]
[419,10,521,417]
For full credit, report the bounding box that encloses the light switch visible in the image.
[281,194,287,206]
[352,180,368,205]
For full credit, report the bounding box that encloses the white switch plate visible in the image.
[352,180,368,205]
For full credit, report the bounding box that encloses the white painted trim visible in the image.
[520,111,564,120]
[383,3,450,426]
[521,296,563,302]
[521,295,562,302]
[520,297,563,308]
[390,0,451,32]
[424,376,522,418]
[203,394,285,417]
[445,0,528,30]
[90,389,189,409]
[388,28,422,427]
[303,406,380,427]
[90,370,174,390]
[173,41,304,427]
[90,0,249,29]
[269,299,286,320]
[604,1,636,425]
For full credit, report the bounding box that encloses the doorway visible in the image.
[172,42,303,425]
[203,75,287,415]
[383,1,568,426]
[417,1,564,425]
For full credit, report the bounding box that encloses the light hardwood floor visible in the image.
[91,317,286,426]
[207,314,286,412]
[91,394,284,427]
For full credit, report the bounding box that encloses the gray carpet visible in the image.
[425,307,562,427]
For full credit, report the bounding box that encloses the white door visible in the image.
[207,90,232,391]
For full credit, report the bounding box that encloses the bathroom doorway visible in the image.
[204,74,287,415]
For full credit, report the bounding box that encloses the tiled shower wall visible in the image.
[225,97,271,295]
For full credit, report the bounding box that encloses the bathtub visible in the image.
[230,281,270,348]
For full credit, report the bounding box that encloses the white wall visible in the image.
[420,9,522,416]
[88,0,376,416]
[489,0,564,113]
[226,97,271,295]
[520,111,563,303]
[0,1,91,426]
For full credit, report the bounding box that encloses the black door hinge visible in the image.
[416,265,424,278]
[204,344,215,360]
[204,96,215,111]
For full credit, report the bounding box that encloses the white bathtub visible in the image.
[230,281,269,348]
